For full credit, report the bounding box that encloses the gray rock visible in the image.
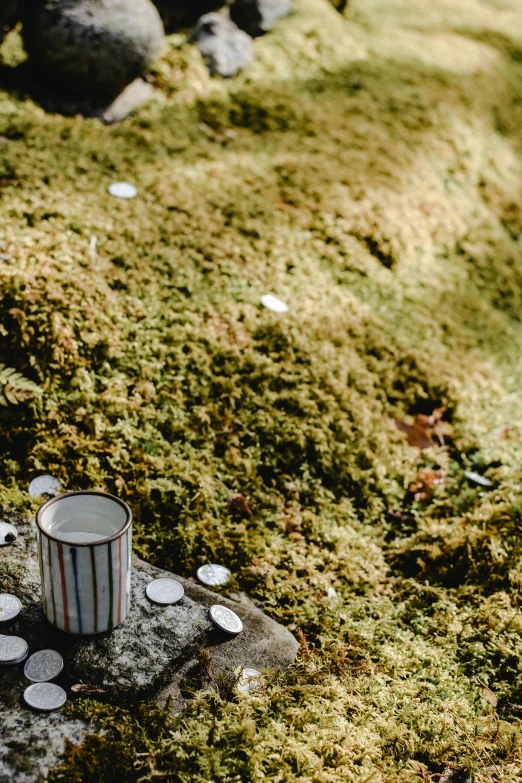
[22,0,164,102]
[0,0,22,43]
[0,712,88,783]
[230,0,290,37]
[0,508,298,780]
[101,78,154,124]
[191,13,254,78]
[152,0,225,32]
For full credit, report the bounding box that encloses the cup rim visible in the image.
[36,490,133,547]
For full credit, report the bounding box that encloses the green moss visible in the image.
[3,0,522,779]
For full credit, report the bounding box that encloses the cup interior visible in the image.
[39,493,128,544]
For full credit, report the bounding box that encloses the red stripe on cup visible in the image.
[56,541,70,633]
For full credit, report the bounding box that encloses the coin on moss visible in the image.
[237,668,261,694]
[28,475,62,498]
[197,564,231,587]
[260,294,288,313]
[464,471,493,488]
[108,182,138,199]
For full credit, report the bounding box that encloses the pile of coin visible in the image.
[0,586,67,712]
[0,635,28,665]
[0,593,22,622]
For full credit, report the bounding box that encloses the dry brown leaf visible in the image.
[480,685,498,709]
[410,469,447,501]
[70,684,106,695]
[394,419,434,449]
[227,493,253,518]
[395,407,450,449]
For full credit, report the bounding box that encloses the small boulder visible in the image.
[22,0,164,102]
[0,509,298,780]
[230,0,290,37]
[191,13,254,78]
[153,0,226,32]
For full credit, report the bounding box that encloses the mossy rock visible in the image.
[0,510,297,780]
[1,0,522,779]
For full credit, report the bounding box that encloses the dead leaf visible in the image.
[472,677,498,708]
[480,685,498,708]
[387,509,415,525]
[410,469,447,501]
[70,684,106,695]
[395,419,434,449]
[395,407,450,449]
[227,494,253,518]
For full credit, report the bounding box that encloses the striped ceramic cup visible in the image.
[36,491,132,635]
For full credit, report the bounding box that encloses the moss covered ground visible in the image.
[2,0,522,779]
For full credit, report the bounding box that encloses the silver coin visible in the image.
[108,182,138,199]
[0,594,21,622]
[28,474,62,498]
[464,471,493,488]
[197,564,231,587]
[209,604,243,635]
[260,294,288,314]
[24,682,67,711]
[0,635,28,663]
[237,668,261,694]
[24,649,63,682]
[0,522,17,546]
[146,578,184,605]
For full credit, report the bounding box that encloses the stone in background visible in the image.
[152,0,227,32]
[22,0,164,102]
[230,0,290,37]
[191,12,254,77]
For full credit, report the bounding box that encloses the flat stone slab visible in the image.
[0,507,298,782]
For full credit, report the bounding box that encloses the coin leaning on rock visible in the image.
[0,521,17,546]
[237,668,261,694]
[0,593,22,622]
[146,578,184,605]
[209,604,243,635]
[24,682,67,712]
[197,564,231,587]
[24,649,64,682]
[0,635,28,664]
